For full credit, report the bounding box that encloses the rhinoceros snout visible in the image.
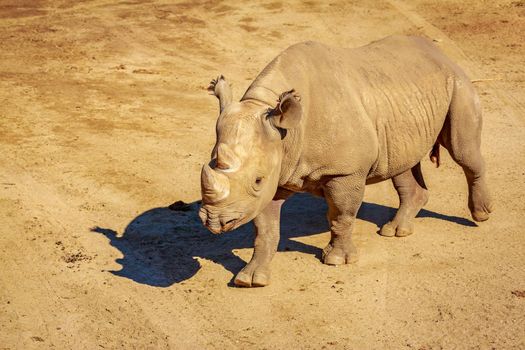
[199,206,240,234]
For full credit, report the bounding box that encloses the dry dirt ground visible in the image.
[1,0,524,349]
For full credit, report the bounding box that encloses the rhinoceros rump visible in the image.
[199,35,492,287]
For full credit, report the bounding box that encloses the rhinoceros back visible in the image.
[243,36,458,185]
[353,36,455,181]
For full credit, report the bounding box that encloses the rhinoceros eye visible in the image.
[251,176,264,195]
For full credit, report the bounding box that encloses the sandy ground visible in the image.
[1,0,524,348]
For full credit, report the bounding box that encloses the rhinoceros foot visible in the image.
[379,221,414,238]
[234,262,270,287]
[469,183,493,222]
[322,242,358,266]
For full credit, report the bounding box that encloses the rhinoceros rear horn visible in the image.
[270,89,302,129]
[201,164,230,203]
[216,143,240,172]
[207,75,232,113]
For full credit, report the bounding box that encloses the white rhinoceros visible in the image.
[198,35,492,287]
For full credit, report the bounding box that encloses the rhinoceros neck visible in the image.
[241,54,294,105]
[241,49,308,190]
[241,85,279,106]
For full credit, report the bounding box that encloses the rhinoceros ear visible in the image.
[208,75,232,113]
[270,89,302,129]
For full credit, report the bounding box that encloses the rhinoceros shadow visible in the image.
[91,193,475,287]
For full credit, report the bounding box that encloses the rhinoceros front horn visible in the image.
[201,164,230,203]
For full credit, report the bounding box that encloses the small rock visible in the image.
[168,201,192,211]
[511,290,525,298]
[132,68,159,75]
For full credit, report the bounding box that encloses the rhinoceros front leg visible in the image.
[234,198,285,287]
[322,175,366,265]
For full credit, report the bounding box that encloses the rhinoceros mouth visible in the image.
[219,215,253,233]
[218,214,245,232]
[221,218,237,231]
[199,206,242,234]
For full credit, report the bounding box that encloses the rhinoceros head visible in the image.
[199,76,301,234]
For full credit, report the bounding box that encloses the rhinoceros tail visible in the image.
[430,142,440,168]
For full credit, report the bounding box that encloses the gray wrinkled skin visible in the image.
[199,35,492,287]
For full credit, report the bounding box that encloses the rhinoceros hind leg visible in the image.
[440,78,492,222]
[379,163,429,237]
